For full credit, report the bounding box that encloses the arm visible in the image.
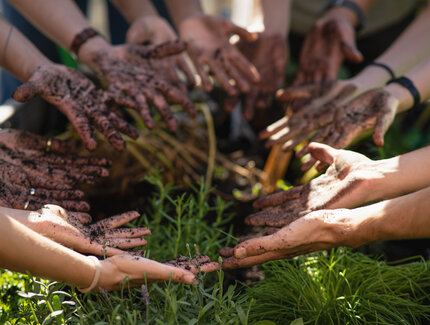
[261,0,291,38]
[110,0,158,23]
[164,0,203,27]
[222,185,430,269]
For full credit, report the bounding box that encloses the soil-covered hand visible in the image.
[86,41,197,132]
[295,13,363,85]
[220,208,356,269]
[224,32,288,120]
[126,16,195,93]
[12,64,138,151]
[261,81,359,150]
[0,129,110,211]
[244,142,380,227]
[29,205,150,256]
[164,255,220,273]
[298,88,398,171]
[178,15,260,96]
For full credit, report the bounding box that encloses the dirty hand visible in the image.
[220,208,359,269]
[244,142,380,227]
[295,13,363,86]
[0,129,110,212]
[12,63,138,151]
[165,255,220,274]
[261,80,360,150]
[85,41,196,132]
[298,88,398,171]
[126,16,195,93]
[224,32,288,120]
[178,15,260,96]
[27,204,150,256]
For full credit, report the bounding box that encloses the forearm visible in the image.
[0,210,95,288]
[164,0,203,27]
[370,145,430,201]
[352,6,430,88]
[322,0,377,29]
[8,0,91,52]
[352,186,430,245]
[261,0,291,37]
[110,0,158,23]
[0,17,50,81]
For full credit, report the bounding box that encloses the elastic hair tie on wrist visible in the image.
[78,256,101,293]
[366,62,395,81]
[387,76,421,110]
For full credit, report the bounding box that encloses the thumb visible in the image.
[373,104,396,147]
[339,28,363,63]
[12,81,42,102]
[307,142,340,165]
[225,20,256,42]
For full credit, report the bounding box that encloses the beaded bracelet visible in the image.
[70,27,100,58]
[387,76,421,110]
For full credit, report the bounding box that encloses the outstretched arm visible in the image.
[222,185,430,269]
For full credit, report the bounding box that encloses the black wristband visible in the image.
[322,0,366,32]
[387,76,421,109]
[366,62,395,81]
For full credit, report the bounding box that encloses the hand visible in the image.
[261,80,359,150]
[294,12,363,85]
[244,142,381,227]
[97,254,220,291]
[12,64,138,151]
[0,129,110,211]
[28,205,150,256]
[84,41,197,132]
[221,208,358,269]
[126,16,195,93]
[178,15,260,96]
[224,32,288,120]
[298,88,398,171]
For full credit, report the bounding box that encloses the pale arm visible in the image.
[164,0,203,27]
[110,0,158,23]
[260,0,292,37]
[0,16,50,81]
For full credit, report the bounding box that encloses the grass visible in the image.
[2,174,430,324]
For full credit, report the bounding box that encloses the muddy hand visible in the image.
[221,209,355,269]
[245,143,379,227]
[87,41,196,132]
[0,129,110,211]
[29,205,150,256]
[261,81,358,150]
[12,64,138,151]
[224,32,287,120]
[126,16,195,93]
[165,255,219,274]
[294,13,362,86]
[179,15,259,97]
[298,88,398,171]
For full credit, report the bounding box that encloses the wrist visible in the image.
[349,65,392,91]
[384,82,413,113]
[322,7,358,28]
[76,36,111,65]
[98,258,125,291]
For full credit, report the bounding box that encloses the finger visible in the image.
[141,89,177,132]
[107,111,139,140]
[281,134,307,152]
[242,91,258,121]
[91,110,126,151]
[104,227,151,238]
[12,81,42,102]
[265,227,280,235]
[219,56,251,94]
[276,86,315,102]
[225,21,257,42]
[259,116,289,139]
[27,173,73,190]
[154,80,197,117]
[105,237,148,249]
[301,156,317,172]
[315,160,328,172]
[165,255,219,274]
[135,40,186,59]
[94,211,140,230]
[177,56,196,86]
[134,93,155,129]
[233,233,282,259]
[306,142,338,165]
[230,51,260,83]
[34,188,85,200]
[373,105,396,147]
[222,251,285,269]
[205,58,237,96]
[253,186,302,209]
[30,135,75,154]
[68,211,92,224]
[47,199,90,212]
[219,247,234,257]
[192,56,213,92]
[245,209,304,227]
[33,152,111,167]
[340,39,363,63]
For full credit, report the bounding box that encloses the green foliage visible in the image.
[247,249,430,324]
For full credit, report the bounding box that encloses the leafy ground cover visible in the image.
[2,173,430,324]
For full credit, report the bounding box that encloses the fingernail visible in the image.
[235,247,247,259]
